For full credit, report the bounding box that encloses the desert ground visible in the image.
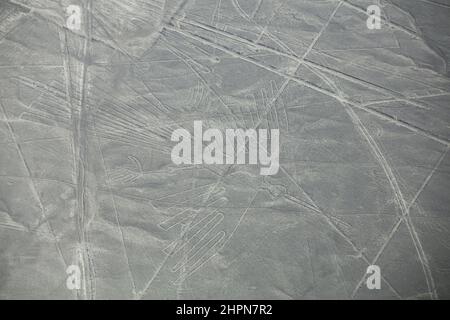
[0,0,450,299]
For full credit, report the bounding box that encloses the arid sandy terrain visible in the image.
[0,0,450,299]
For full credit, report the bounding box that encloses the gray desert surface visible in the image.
[0,0,450,299]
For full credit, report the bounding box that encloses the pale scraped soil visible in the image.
[0,0,450,299]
